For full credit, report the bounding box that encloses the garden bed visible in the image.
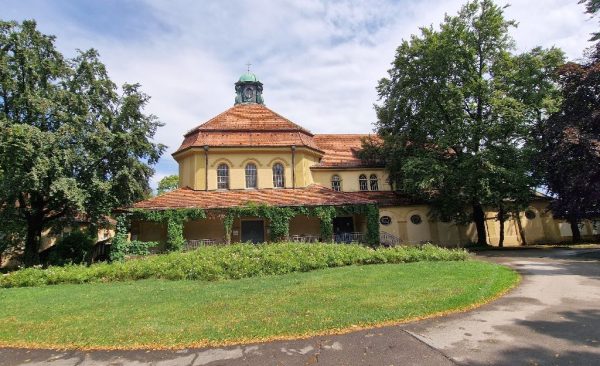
[0,243,469,288]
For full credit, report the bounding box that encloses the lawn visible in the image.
[0,260,518,349]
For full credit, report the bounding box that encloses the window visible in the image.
[331,175,341,191]
[410,214,422,225]
[245,163,257,188]
[272,163,285,188]
[370,174,379,191]
[359,174,368,191]
[525,210,536,220]
[217,163,229,189]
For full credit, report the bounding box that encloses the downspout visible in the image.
[291,145,296,189]
[204,145,209,191]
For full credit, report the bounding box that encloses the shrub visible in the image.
[46,231,95,266]
[0,243,470,288]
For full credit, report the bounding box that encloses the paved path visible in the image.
[1,248,599,366]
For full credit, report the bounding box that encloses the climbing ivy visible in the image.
[130,208,206,251]
[312,206,337,242]
[110,214,130,262]
[221,203,380,246]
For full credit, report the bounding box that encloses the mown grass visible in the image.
[0,243,469,288]
[0,260,518,349]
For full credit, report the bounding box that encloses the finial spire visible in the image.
[246,62,252,73]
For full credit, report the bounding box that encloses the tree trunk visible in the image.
[473,202,487,246]
[515,210,528,246]
[23,217,43,266]
[498,208,505,248]
[569,216,582,243]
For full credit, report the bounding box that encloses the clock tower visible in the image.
[234,71,264,105]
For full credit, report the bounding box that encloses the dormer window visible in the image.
[217,164,229,189]
[370,174,379,191]
[331,175,342,192]
[272,163,284,188]
[359,174,368,191]
[245,163,257,188]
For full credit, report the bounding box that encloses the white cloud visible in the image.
[3,0,596,189]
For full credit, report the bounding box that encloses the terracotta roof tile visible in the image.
[175,104,321,153]
[131,185,379,210]
[313,134,382,168]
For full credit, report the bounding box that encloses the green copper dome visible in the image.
[238,72,259,82]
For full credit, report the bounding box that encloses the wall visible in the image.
[311,169,392,192]
[176,147,322,190]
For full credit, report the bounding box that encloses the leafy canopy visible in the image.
[157,175,179,195]
[0,20,165,264]
[368,0,564,244]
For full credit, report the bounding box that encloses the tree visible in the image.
[370,0,563,245]
[157,175,179,195]
[0,20,165,265]
[580,0,600,40]
[538,45,600,242]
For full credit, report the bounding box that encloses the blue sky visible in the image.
[2,0,597,189]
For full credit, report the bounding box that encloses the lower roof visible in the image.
[130,185,414,211]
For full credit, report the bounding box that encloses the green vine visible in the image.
[221,203,380,246]
[130,208,206,251]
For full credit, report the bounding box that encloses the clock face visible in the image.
[243,86,254,101]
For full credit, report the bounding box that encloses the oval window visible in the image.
[380,216,392,225]
[525,210,536,220]
[410,214,422,225]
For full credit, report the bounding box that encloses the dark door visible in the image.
[333,217,354,243]
[241,220,265,244]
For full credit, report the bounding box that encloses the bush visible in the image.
[46,231,95,266]
[0,243,470,288]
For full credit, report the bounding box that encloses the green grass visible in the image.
[0,261,518,349]
[0,243,469,288]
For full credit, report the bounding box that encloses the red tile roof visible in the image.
[175,104,321,154]
[313,134,382,168]
[130,185,415,210]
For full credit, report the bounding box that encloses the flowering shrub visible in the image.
[0,243,469,288]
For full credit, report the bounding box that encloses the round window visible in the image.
[380,216,392,225]
[410,214,422,225]
[525,210,536,220]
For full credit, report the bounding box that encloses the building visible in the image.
[128,72,598,248]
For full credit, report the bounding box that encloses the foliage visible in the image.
[156,175,179,195]
[126,240,159,256]
[45,231,95,266]
[109,215,130,262]
[221,203,379,245]
[0,20,165,266]
[130,209,206,251]
[368,0,564,245]
[312,206,337,241]
[0,243,469,288]
[0,261,516,349]
[580,0,600,40]
[538,46,600,242]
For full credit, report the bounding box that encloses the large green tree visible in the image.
[0,20,165,265]
[157,175,179,195]
[370,0,563,245]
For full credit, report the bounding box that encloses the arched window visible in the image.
[331,175,341,192]
[272,163,285,188]
[359,174,368,191]
[217,164,229,189]
[370,174,379,191]
[245,163,257,188]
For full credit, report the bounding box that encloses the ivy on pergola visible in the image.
[115,203,380,253]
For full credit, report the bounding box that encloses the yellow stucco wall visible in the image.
[311,169,392,192]
[175,147,325,190]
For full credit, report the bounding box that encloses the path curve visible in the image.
[1,248,599,366]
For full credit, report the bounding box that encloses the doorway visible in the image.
[241,220,265,243]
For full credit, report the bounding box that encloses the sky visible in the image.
[2,0,597,189]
